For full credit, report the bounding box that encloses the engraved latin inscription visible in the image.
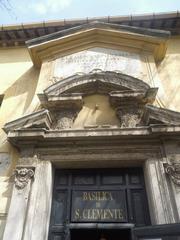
[54,48,142,79]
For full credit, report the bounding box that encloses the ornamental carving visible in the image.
[164,163,180,186]
[53,109,78,129]
[116,106,143,128]
[14,167,35,189]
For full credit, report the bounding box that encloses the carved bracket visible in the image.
[14,167,35,189]
[116,105,143,128]
[164,163,180,186]
[53,109,79,129]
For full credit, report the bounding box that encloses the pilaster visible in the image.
[144,158,176,224]
[23,161,53,240]
[3,166,35,240]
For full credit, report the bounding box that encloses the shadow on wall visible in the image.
[73,95,120,128]
[0,175,13,239]
[2,66,39,121]
[0,63,39,237]
[0,48,31,64]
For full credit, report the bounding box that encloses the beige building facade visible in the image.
[0,12,180,239]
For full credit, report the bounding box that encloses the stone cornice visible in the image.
[142,105,180,125]
[26,22,170,67]
[6,126,180,147]
[3,109,52,134]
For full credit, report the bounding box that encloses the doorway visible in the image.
[48,168,150,240]
[71,229,132,240]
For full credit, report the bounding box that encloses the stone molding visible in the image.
[164,163,180,186]
[3,71,180,141]
[14,167,35,189]
[3,109,52,134]
[44,71,150,96]
[3,71,180,135]
[26,21,169,67]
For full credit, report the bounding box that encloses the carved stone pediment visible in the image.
[3,71,180,135]
[43,71,150,97]
[142,105,180,125]
[116,103,180,128]
[3,109,52,134]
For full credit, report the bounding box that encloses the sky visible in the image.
[0,0,180,25]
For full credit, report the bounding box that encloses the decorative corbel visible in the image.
[164,163,180,186]
[116,105,143,128]
[14,167,35,189]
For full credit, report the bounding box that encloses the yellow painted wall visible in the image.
[0,36,180,238]
[157,36,180,111]
[0,47,40,170]
[73,94,120,128]
[0,47,40,238]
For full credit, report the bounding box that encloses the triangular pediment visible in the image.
[26,21,170,67]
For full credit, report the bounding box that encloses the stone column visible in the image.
[23,161,53,240]
[3,167,35,240]
[144,159,176,224]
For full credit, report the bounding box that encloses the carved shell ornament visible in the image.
[14,167,35,189]
[164,163,180,186]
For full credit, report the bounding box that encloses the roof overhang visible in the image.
[26,22,170,68]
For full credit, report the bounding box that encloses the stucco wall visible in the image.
[73,94,120,128]
[157,36,180,111]
[0,47,39,238]
[0,36,180,238]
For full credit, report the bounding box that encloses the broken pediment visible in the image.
[143,105,180,125]
[3,71,180,135]
[3,109,52,134]
[39,71,152,101]
[26,21,170,67]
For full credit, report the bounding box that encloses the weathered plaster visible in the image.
[0,28,180,239]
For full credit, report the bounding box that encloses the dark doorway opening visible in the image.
[49,168,150,240]
[71,229,132,240]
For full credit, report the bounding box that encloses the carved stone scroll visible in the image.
[14,167,35,189]
[164,163,180,186]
